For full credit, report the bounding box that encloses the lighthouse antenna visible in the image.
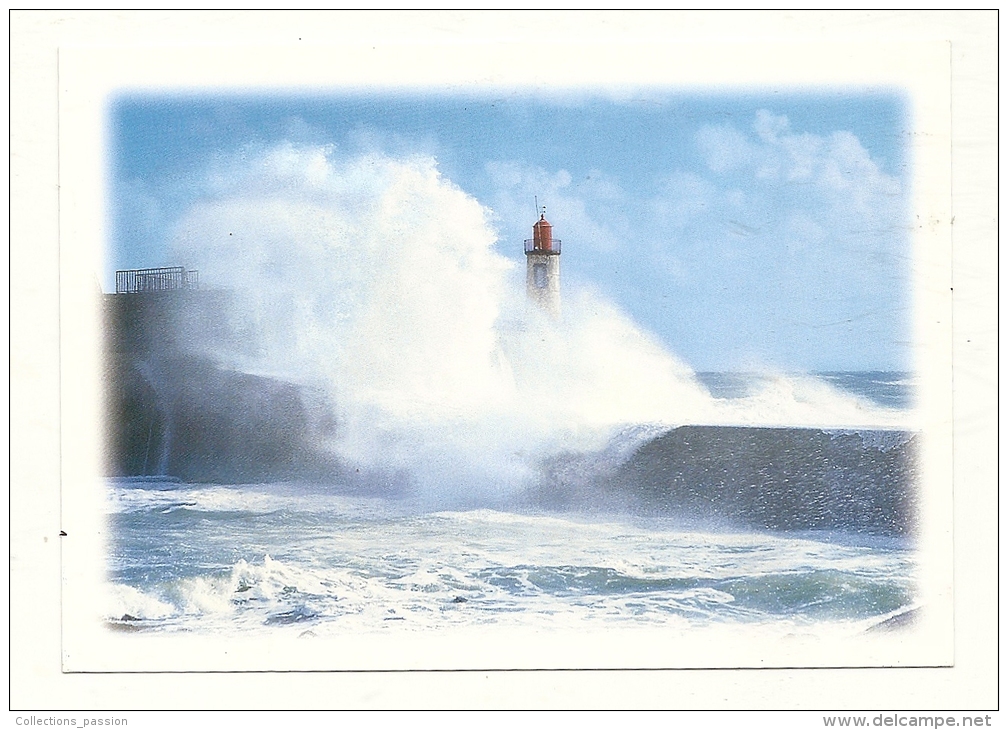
[534,195,538,220]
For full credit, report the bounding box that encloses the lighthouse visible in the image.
[524,208,561,317]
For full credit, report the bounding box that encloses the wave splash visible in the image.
[170,145,910,502]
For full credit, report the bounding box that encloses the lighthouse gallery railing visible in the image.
[524,238,562,255]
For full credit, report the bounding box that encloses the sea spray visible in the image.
[170,144,911,503]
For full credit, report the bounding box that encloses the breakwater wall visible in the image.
[101,290,345,484]
[535,425,919,536]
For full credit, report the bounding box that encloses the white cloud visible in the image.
[484,160,625,254]
[640,110,911,370]
[697,111,901,213]
[753,109,790,142]
[695,123,754,174]
[691,110,903,245]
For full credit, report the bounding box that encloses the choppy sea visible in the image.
[103,371,919,637]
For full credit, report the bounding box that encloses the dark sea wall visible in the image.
[102,290,347,484]
[535,426,919,537]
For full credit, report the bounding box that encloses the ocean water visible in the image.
[104,435,918,638]
[696,371,916,410]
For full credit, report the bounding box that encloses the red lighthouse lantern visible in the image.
[532,212,553,252]
[524,206,562,316]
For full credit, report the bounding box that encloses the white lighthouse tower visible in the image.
[525,208,561,317]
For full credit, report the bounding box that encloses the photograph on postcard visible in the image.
[56,40,955,672]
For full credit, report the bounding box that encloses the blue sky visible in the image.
[108,90,912,372]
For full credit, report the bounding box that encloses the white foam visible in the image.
[103,507,916,637]
[104,583,176,621]
[170,145,914,503]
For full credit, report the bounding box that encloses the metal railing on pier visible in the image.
[115,267,199,294]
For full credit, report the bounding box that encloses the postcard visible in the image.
[11,10,996,709]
